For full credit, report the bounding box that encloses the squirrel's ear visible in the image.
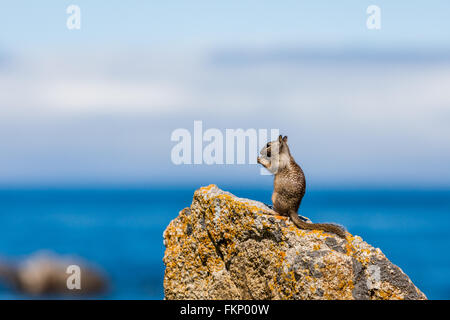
[283,136,288,143]
[278,135,283,142]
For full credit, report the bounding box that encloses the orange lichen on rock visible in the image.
[163,185,427,300]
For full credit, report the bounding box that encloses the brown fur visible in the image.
[258,135,346,238]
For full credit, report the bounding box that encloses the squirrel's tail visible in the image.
[288,210,347,239]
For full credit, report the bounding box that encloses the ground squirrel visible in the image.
[257,135,346,238]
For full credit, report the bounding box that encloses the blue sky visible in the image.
[1,1,450,188]
[2,1,450,49]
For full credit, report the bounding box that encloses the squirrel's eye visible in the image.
[266,143,270,147]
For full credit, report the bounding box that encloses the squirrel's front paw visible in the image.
[257,156,271,169]
[256,157,270,167]
[257,156,269,165]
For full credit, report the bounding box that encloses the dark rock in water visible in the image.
[0,251,108,296]
[163,185,427,300]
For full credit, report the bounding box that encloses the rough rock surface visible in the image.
[163,185,426,300]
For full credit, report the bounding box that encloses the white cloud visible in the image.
[1,47,450,185]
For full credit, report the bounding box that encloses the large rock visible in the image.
[163,185,426,300]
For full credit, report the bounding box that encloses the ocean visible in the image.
[0,186,449,299]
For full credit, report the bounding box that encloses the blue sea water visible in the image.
[0,186,449,300]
